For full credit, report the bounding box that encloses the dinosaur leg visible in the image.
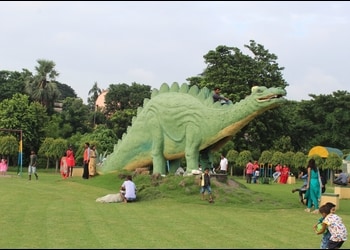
[149,118,166,175]
[184,124,201,173]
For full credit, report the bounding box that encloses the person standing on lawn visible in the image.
[66,145,75,177]
[304,158,322,214]
[28,150,38,181]
[200,167,213,202]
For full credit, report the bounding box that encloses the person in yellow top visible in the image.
[200,168,213,202]
[88,145,97,177]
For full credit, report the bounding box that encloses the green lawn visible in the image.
[1,169,349,249]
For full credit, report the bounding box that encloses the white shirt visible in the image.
[121,180,137,199]
[220,157,228,171]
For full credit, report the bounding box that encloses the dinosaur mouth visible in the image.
[257,94,284,102]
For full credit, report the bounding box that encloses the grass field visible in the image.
[1,168,349,249]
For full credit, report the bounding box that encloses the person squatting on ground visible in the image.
[120,175,137,203]
[28,150,38,180]
[315,203,347,249]
[313,202,336,249]
[292,170,308,204]
[200,168,213,202]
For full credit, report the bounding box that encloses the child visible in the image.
[200,168,213,202]
[315,204,347,249]
[253,167,260,184]
[313,202,336,249]
[0,157,8,176]
[60,152,68,179]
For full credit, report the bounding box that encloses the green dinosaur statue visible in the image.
[101,83,287,175]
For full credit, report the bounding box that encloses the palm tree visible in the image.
[87,81,102,110]
[25,59,61,110]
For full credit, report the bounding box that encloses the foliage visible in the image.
[259,150,273,165]
[0,135,19,165]
[0,70,27,101]
[104,82,151,114]
[324,152,343,170]
[60,97,92,136]
[293,151,308,168]
[24,59,61,114]
[270,151,284,166]
[236,150,252,167]
[0,93,49,158]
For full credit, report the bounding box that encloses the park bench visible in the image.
[334,185,350,199]
[320,193,340,210]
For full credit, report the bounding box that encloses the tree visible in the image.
[0,70,28,101]
[38,137,55,169]
[0,135,19,166]
[59,97,92,136]
[104,83,151,115]
[24,59,61,113]
[0,93,49,157]
[226,149,238,176]
[87,81,102,110]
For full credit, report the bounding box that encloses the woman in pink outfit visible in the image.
[66,145,75,177]
[0,157,8,176]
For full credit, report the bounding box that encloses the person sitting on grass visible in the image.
[120,175,137,203]
[333,170,349,186]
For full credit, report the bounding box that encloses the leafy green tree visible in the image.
[0,135,19,166]
[272,136,294,153]
[295,91,350,150]
[106,109,137,139]
[270,151,284,166]
[226,149,238,175]
[38,138,55,169]
[0,70,28,101]
[51,138,68,172]
[59,97,92,136]
[24,59,61,114]
[56,82,77,100]
[259,150,273,166]
[292,152,307,169]
[236,150,252,178]
[87,81,102,110]
[104,82,151,115]
[0,93,49,157]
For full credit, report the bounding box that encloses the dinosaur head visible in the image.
[249,85,287,110]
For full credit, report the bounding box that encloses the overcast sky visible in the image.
[1,1,349,104]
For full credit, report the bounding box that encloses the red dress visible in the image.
[279,166,290,184]
[66,149,75,167]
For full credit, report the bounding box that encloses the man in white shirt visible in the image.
[120,175,137,203]
[218,154,228,174]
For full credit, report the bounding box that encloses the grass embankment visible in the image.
[0,168,349,249]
